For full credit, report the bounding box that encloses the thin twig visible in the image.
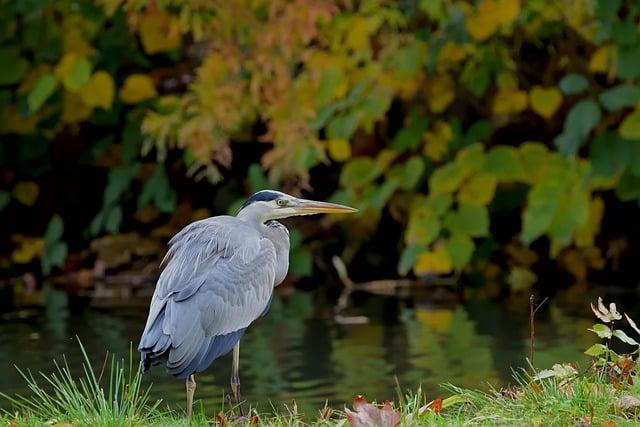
[529,295,548,366]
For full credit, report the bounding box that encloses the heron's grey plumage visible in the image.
[138,190,355,412]
[139,214,289,379]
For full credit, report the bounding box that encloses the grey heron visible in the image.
[138,190,356,417]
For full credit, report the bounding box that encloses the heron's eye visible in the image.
[276,199,287,207]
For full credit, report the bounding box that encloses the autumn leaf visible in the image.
[619,110,640,140]
[54,52,92,92]
[426,74,455,113]
[79,71,115,109]
[466,0,520,41]
[345,395,400,427]
[139,10,181,54]
[457,172,497,205]
[12,182,39,206]
[589,45,613,74]
[493,88,528,115]
[423,120,453,162]
[327,138,351,161]
[11,236,44,264]
[120,74,157,104]
[62,92,93,123]
[529,86,562,119]
[414,246,453,275]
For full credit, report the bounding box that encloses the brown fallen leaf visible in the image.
[345,395,400,427]
[599,422,616,427]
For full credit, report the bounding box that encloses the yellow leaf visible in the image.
[62,93,93,123]
[529,86,562,119]
[466,0,520,41]
[120,74,157,104]
[139,11,181,54]
[426,74,455,113]
[493,88,528,116]
[466,0,501,41]
[11,236,44,264]
[414,246,453,275]
[12,182,39,206]
[507,266,537,292]
[79,71,115,109]
[436,42,472,73]
[620,110,640,140]
[457,172,497,205]
[2,105,39,134]
[54,53,91,92]
[327,138,351,162]
[589,46,613,74]
[423,120,453,162]
[574,197,604,248]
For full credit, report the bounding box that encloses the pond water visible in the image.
[0,283,618,416]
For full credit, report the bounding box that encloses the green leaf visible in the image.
[290,248,313,277]
[558,74,588,95]
[429,163,467,194]
[617,45,640,80]
[0,46,28,85]
[446,233,475,270]
[387,156,425,190]
[616,172,640,201]
[521,171,568,244]
[620,110,640,140]
[398,244,425,276]
[44,214,64,245]
[555,100,601,157]
[443,204,489,237]
[105,205,122,233]
[392,127,424,151]
[327,112,361,139]
[589,323,612,339]
[340,157,383,189]
[599,85,640,111]
[0,190,10,211]
[548,188,590,246]
[584,343,608,357]
[425,193,453,217]
[138,165,176,213]
[613,329,639,346]
[27,73,57,113]
[64,57,92,91]
[248,163,271,192]
[41,241,67,275]
[406,213,441,245]
[589,133,629,177]
[483,146,524,181]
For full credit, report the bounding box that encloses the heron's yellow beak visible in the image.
[294,199,358,215]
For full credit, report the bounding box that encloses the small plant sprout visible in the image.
[586,297,640,381]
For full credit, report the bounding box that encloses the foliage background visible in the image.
[1,0,639,294]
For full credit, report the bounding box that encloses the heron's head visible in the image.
[237,190,357,222]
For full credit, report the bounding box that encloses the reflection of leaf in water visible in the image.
[330,323,394,402]
[401,307,497,390]
[43,283,68,339]
[241,322,287,400]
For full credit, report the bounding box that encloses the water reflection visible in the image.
[0,286,599,415]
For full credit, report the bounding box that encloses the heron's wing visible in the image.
[138,216,277,378]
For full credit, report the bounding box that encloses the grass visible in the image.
[2,342,640,427]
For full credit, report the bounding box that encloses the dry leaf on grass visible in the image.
[345,395,400,427]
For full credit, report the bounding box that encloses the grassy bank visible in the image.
[3,299,640,426]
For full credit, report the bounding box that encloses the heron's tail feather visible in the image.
[138,308,171,372]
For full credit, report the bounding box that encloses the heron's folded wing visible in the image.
[139,217,277,361]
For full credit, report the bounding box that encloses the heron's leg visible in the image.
[186,374,196,419]
[230,341,244,415]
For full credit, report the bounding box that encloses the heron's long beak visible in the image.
[294,199,358,215]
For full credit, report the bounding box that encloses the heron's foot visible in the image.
[227,386,245,417]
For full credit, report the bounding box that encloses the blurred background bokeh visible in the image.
[1,0,639,412]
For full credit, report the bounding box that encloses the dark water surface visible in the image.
[0,283,616,415]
